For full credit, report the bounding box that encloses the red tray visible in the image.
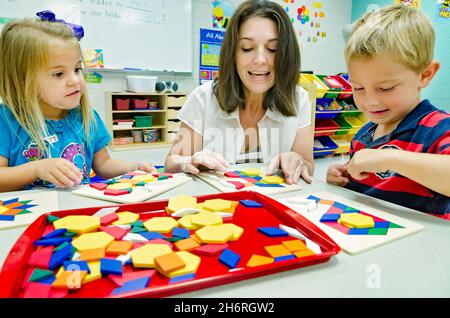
[0,191,340,298]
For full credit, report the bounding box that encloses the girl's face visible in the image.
[37,41,85,120]
[235,16,277,97]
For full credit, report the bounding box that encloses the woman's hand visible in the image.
[266,152,312,184]
[178,149,229,175]
[34,158,83,188]
[326,164,351,186]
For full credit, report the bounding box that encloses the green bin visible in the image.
[135,115,153,127]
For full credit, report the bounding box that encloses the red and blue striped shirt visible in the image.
[346,100,450,218]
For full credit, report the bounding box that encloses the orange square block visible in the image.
[79,248,105,262]
[264,244,292,258]
[154,252,185,274]
[293,248,315,258]
[174,238,201,251]
[319,199,334,205]
[106,241,133,255]
[53,270,88,289]
[281,240,307,252]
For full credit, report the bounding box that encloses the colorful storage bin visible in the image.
[313,136,338,158]
[134,115,153,128]
[300,73,328,98]
[143,129,160,143]
[132,98,149,110]
[113,98,130,110]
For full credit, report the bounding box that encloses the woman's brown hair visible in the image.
[214,0,300,117]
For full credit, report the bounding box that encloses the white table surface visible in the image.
[1,170,449,298]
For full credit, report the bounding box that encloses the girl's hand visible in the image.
[326,164,351,186]
[34,158,83,188]
[178,149,229,175]
[266,152,312,184]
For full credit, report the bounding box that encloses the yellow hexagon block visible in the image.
[72,232,115,252]
[203,199,232,212]
[166,251,201,278]
[261,175,285,184]
[131,174,155,182]
[112,211,139,225]
[53,215,100,234]
[339,213,374,229]
[220,223,244,241]
[167,195,197,214]
[131,244,173,268]
[178,215,200,230]
[241,168,261,176]
[144,217,178,233]
[195,224,234,244]
[191,212,223,227]
[107,183,132,190]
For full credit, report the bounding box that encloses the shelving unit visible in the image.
[105,92,187,150]
[300,73,367,158]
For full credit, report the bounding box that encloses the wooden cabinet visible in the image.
[105,92,187,150]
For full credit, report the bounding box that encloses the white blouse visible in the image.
[177,81,312,164]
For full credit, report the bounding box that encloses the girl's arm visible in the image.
[92,147,155,180]
[0,156,82,192]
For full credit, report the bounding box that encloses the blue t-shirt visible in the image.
[0,105,111,189]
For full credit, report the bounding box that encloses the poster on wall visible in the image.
[394,0,421,9]
[199,28,224,85]
[436,0,450,21]
[279,0,328,46]
[212,0,235,29]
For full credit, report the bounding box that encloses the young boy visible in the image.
[326,4,450,217]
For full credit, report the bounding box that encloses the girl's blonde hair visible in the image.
[0,18,93,152]
[345,4,435,73]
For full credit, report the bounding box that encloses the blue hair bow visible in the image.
[36,10,84,40]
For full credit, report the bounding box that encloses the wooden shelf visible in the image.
[106,91,187,149]
[112,125,166,131]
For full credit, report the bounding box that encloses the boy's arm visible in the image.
[92,147,154,180]
[347,149,450,196]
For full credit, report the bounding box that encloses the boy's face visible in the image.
[347,55,422,131]
[37,41,85,120]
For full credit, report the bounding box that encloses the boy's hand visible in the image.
[266,152,312,184]
[347,149,393,180]
[326,164,350,186]
[135,161,157,173]
[34,158,83,188]
[179,149,229,175]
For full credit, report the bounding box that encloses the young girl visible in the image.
[0,14,155,192]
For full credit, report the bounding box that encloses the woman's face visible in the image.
[236,16,277,96]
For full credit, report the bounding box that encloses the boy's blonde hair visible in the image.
[345,4,435,73]
[0,18,93,152]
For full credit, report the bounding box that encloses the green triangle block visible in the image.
[131,226,146,233]
[389,222,404,228]
[18,209,33,215]
[367,228,388,235]
[54,241,69,252]
[47,215,60,223]
[64,232,77,237]
[20,200,34,205]
[135,181,146,186]
[344,206,359,212]
[131,220,144,227]
[157,167,165,173]
[158,175,169,181]
[29,269,54,282]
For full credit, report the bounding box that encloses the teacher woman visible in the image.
[165,0,314,184]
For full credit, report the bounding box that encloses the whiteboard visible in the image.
[0,0,193,73]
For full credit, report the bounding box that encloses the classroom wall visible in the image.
[87,0,353,135]
[351,0,450,112]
